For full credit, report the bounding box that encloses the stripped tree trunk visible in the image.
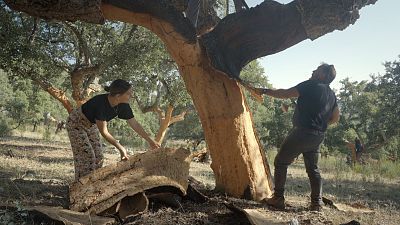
[155,105,188,143]
[137,102,188,144]
[154,105,173,144]
[32,77,74,113]
[177,57,274,199]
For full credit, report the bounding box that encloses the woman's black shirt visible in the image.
[81,94,134,123]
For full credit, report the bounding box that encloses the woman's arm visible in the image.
[96,120,129,160]
[127,118,160,149]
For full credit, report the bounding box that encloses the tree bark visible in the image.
[70,147,191,214]
[178,56,274,199]
[154,105,187,144]
[135,98,188,144]
[70,65,100,107]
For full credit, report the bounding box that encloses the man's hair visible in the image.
[319,63,336,84]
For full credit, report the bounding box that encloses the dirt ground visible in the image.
[1,136,399,225]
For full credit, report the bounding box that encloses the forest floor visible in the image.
[0,133,399,225]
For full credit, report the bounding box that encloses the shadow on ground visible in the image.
[0,171,69,208]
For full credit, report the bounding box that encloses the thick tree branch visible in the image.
[4,0,100,23]
[4,0,196,44]
[103,0,196,43]
[31,76,74,113]
[297,0,377,40]
[28,18,38,44]
[170,110,187,124]
[4,0,105,23]
[70,65,100,105]
[201,0,377,78]
[201,1,305,78]
[233,0,249,12]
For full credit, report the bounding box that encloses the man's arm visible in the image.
[328,106,340,125]
[256,87,299,99]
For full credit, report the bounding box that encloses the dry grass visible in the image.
[0,135,399,225]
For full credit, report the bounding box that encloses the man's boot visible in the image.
[263,195,285,210]
[309,198,324,211]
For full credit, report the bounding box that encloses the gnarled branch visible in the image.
[170,110,188,124]
[4,0,105,23]
[201,0,377,78]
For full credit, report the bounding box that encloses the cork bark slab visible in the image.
[69,147,191,215]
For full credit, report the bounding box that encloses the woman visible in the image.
[66,79,160,179]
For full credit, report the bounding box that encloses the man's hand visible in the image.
[254,88,269,96]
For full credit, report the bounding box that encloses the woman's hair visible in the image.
[104,79,132,96]
[319,63,336,84]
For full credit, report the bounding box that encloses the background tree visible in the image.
[0,3,164,113]
[129,38,192,145]
[324,57,400,161]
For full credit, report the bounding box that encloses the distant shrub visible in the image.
[0,116,12,137]
[376,160,400,180]
[42,127,52,141]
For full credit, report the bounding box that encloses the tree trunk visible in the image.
[99,6,273,199]
[155,105,173,144]
[70,66,101,108]
[33,78,74,113]
[177,52,274,200]
[154,105,187,144]
[345,141,357,167]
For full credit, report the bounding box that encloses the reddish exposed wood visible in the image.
[344,140,357,166]
[154,104,174,143]
[190,148,209,163]
[183,64,273,200]
[136,98,188,144]
[33,78,74,113]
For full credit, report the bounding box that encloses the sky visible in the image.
[246,0,400,90]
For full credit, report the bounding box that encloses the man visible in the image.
[256,63,340,211]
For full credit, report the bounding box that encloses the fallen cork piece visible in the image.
[224,202,295,225]
[27,205,116,225]
[323,197,374,214]
[69,147,191,216]
[190,148,209,163]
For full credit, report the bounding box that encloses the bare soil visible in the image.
[0,136,399,225]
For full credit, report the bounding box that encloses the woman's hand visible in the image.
[120,150,129,161]
[148,140,160,150]
[119,146,129,161]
